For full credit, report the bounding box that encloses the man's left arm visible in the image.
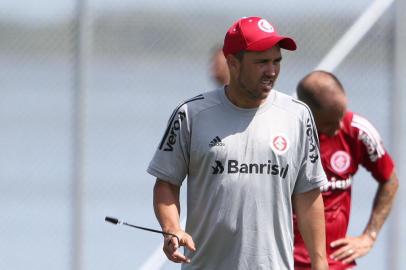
[330,169,399,263]
[293,188,329,270]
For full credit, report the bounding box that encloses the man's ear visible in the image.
[226,54,240,73]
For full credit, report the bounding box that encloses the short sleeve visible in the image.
[294,108,328,193]
[351,114,394,182]
[147,105,190,186]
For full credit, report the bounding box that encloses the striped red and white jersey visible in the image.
[294,111,394,270]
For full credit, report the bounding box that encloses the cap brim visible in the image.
[247,36,297,51]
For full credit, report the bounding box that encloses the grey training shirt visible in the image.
[147,88,327,270]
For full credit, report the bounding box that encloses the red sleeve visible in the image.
[350,113,394,182]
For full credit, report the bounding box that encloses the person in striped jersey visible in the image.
[294,70,399,270]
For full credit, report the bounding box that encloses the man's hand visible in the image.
[163,230,196,264]
[330,233,375,264]
[329,170,397,265]
[154,179,196,263]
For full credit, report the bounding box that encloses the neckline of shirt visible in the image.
[218,86,276,115]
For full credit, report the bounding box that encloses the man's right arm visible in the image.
[153,179,195,263]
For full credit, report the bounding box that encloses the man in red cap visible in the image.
[149,16,328,270]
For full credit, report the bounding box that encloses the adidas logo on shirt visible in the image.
[209,136,225,147]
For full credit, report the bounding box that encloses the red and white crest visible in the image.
[258,19,274,33]
[270,134,289,155]
[330,150,351,173]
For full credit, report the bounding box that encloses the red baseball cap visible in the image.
[223,16,297,57]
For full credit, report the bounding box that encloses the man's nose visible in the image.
[264,63,277,76]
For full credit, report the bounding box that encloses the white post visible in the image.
[390,1,406,269]
[72,0,91,269]
[315,0,394,72]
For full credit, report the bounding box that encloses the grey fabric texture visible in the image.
[148,88,327,270]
